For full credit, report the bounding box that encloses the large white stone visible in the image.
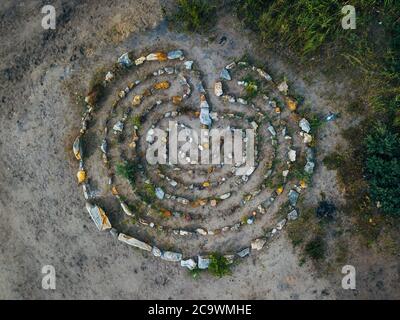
[181,259,197,270]
[118,233,152,251]
[214,81,223,96]
[299,118,311,133]
[251,238,267,251]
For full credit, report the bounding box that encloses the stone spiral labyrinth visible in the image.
[72,48,316,271]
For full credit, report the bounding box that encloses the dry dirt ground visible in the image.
[0,0,398,299]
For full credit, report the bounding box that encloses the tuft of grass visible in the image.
[115,160,138,187]
[287,207,315,247]
[241,75,260,101]
[208,253,232,277]
[132,115,142,129]
[169,0,217,34]
[305,236,326,260]
[188,267,203,279]
[364,124,400,216]
[138,182,157,204]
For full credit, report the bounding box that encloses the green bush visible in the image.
[208,253,232,277]
[171,0,217,33]
[305,236,325,260]
[188,267,203,279]
[365,125,400,215]
[138,182,157,203]
[241,75,260,101]
[132,115,142,128]
[115,160,137,186]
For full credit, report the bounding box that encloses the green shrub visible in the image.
[241,75,260,100]
[305,236,325,260]
[208,253,232,277]
[365,125,400,215]
[171,0,217,34]
[132,115,142,128]
[139,182,157,203]
[115,161,137,186]
[188,267,203,279]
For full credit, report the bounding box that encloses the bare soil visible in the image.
[0,0,398,299]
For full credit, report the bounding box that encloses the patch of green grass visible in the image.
[188,267,203,279]
[132,115,142,129]
[365,124,400,216]
[305,236,326,260]
[241,75,260,101]
[169,0,217,34]
[208,253,232,277]
[139,182,157,203]
[287,208,314,247]
[292,168,313,184]
[115,160,138,187]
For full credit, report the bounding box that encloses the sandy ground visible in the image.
[0,0,398,299]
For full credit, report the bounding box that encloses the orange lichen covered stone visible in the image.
[161,210,172,218]
[172,95,182,105]
[111,186,119,195]
[77,170,86,184]
[146,52,167,61]
[153,81,170,90]
[132,95,142,106]
[286,97,297,111]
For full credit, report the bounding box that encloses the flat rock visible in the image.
[200,107,212,126]
[113,121,124,133]
[196,228,208,236]
[299,118,311,133]
[237,247,250,258]
[118,52,132,67]
[214,81,223,96]
[219,192,231,200]
[288,190,299,206]
[85,202,112,231]
[155,187,165,200]
[198,256,210,269]
[251,238,266,251]
[118,233,152,251]
[184,60,193,69]
[267,125,276,136]
[287,209,298,221]
[167,50,183,60]
[161,251,182,262]
[276,219,287,230]
[288,149,296,162]
[181,259,197,270]
[304,161,315,174]
[220,68,231,81]
[152,246,162,257]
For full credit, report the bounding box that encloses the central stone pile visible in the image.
[72,48,315,272]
